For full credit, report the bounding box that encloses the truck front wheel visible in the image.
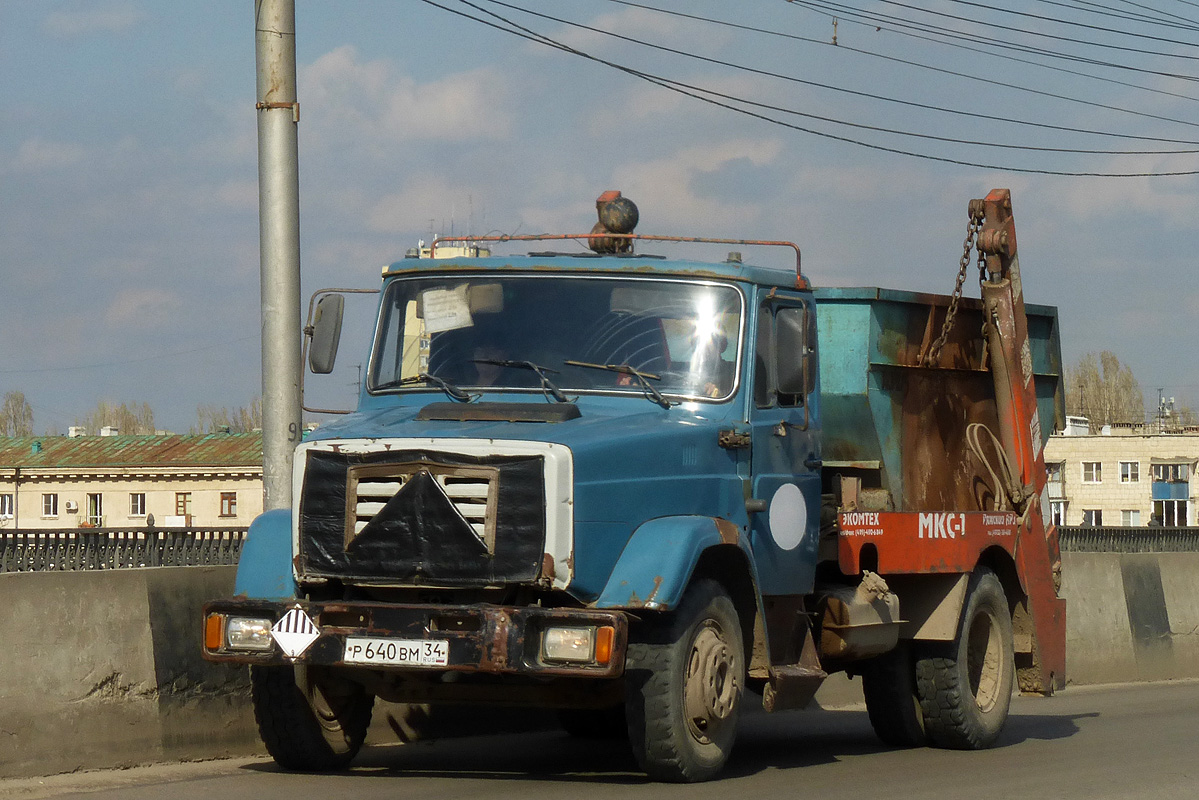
[251,665,374,771]
[624,579,745,782]
[915,567,1014,749]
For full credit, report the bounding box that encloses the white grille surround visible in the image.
[293,437,574,590]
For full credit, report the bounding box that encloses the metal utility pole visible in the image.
[255,0,302,511]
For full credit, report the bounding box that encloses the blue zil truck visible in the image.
[204,190,1066,782]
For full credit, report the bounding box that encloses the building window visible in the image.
[1047,462,1064,483]
[175,492,192,517]
[1081,462,1102,483]
[1050,500,1066,526]
[220,492,237,518]
[1154,499,1188,526]
[1152,463,1190,483]
[1121,509,1141,526]
[86,493,104,527]
[1082,509,1102,526]
[0,493,12,520]
[42,493,58,517]
[130,493,146,517]
[1119,462,1139,483]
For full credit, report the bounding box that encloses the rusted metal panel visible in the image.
[815,286,1062,515]
[837,510,1018,575]
[203,598,628,680]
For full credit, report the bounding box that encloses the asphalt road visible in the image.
[5,680,1197,800]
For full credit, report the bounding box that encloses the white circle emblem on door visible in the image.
[768,483,808,551]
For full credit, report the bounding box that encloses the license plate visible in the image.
[342,637,449,667]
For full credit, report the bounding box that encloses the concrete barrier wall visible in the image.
[1060,551,1199,684]
[6,552,1199,778]
[0,567,258,778]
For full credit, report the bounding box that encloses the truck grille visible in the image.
[349,465,498,552]
[297,447,547,587]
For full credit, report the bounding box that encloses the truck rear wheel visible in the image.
[915,567,1014,750]
[251,665,374,771]
[861,640,926,747]
[624,579,744,783]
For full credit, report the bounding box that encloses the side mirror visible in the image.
[308,294,345,374]
[775,307,806,396]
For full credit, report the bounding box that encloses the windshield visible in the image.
[369,275,743,402]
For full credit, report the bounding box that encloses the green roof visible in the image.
[0,433,263,469]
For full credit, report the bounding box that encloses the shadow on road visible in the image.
[998,706,1098,745]
[239,700,1094,784]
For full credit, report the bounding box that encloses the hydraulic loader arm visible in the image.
[977,188,1066,693]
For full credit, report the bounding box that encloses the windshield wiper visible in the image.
[375,373,477,403]
[472,359,573,404]
[564,360,674,409]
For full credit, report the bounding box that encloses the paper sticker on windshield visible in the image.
[422,286,473,334]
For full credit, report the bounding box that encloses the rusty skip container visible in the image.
[813,287,1064,515]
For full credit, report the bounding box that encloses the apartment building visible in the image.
[0,432,262,529]
[1043,417,1198,527]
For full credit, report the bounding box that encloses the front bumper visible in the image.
[202,599,628,678]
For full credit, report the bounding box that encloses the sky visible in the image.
[3,0,1199,434]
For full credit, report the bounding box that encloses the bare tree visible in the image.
[76,401,157,435]
[192,397,263,434]
[1066,351,1145,431]
[1,390,34,436]
[1176,406,1198,427]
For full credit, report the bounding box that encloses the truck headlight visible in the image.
[542,625,615,664]
[225,616,275,651]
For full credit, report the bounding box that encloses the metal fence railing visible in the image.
[1058,526,1199,554]
[0,528,248,572]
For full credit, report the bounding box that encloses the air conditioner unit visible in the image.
[64,500,79,513]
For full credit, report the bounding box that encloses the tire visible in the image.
[557,705,628,739]
[251,665,375,771]
[915,567,1014,750]
[624,579,745,783]
[861,640,926,747]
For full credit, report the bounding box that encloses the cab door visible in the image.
[747,293,821,595]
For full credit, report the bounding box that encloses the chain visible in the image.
[922,204,986,367]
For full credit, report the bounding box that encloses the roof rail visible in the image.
[429,233,806,289]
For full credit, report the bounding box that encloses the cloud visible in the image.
[11,138,87,172]
[365,174,493,235]
[301,46,513,149]
[1047,170,1199,229]
[44,4,145,37]
[607,138,785,230]
[104,288,184,329]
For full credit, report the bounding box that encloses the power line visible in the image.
[484,0,1199,153]
[423,0,1199,176]
[606,0,1199,111]
[942,0,1199,48]
[1040,0,1199,31]
[811,0,1199,59]
[790,0,1199,82]
[1113,0,1199,26]
[804,4,1199,100]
